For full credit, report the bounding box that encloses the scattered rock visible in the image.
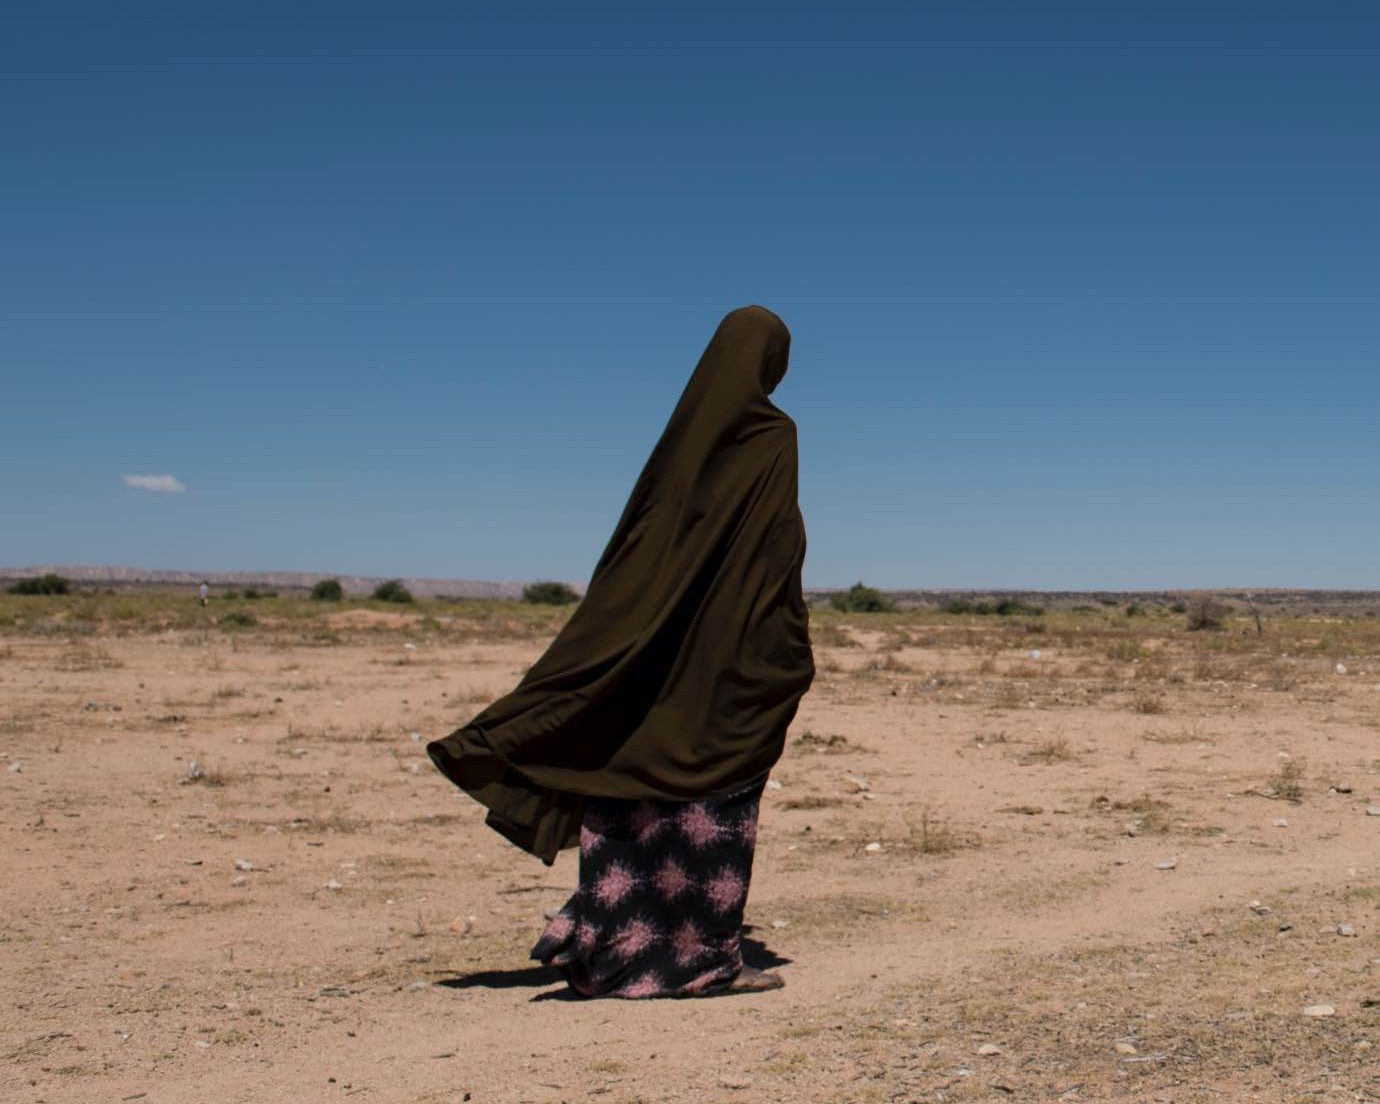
[765,779,783,790]
[1279,922,1294,932]
[230,874,248,887]
[324,880,344,891]
[999,805,1044,816]
[718,1075,753,1090]
[864,842,883,853]
[976,1043,1003,1056]
[1114,1042,1138,1056]
[234,859,254,872]
[7,761,22,773]
[771,919,790,930]
[1337,925,1357,937]
[1272,817,1289,828]
[1366,806,1380,817]
[1302,1004,1336,1017]
[1154,859,1177,870]
[182,760,205,783]
[406,980,428,992]
[1249,900,1271,915]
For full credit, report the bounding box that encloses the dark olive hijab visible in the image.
[428,305,814,862]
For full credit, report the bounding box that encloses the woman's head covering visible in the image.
[429,305,814,862]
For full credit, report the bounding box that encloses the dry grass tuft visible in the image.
[1131,690,1167,714]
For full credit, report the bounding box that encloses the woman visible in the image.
[428,305,813,998]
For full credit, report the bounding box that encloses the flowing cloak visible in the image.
[428,306,814,862]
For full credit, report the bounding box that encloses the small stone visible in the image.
[1272,818,1289,828]
[234,859,254,871]
[407,980,428,992]
[864,842,883,853]
[1302,1004,1336,1017]
[771,919,790,930]
[1366,806,1380,817]
[1154,859,1177,870]
[404,642,417,650]
[718,1075,753,1089]
[410,732,422,742]
[1337,925,1357,937]
[976,1043,1003,1056]
[1335,663,1347,675]
[324,880,344,891]
[7,761,22,773]
[1249,900,1271,914]
[230,874,248,887]
[1279,922,1294,932]
[765,779,783,790]
[1114,1042,1138,1055]
[194,1039,211,1048]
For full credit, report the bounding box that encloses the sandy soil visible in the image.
[3,617,1379,1103]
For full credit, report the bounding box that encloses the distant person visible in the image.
[198,581,209,607]
[429,306,813,998]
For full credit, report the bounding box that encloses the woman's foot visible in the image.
[728,967,784,993]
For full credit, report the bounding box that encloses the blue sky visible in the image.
[3,2,1377,589]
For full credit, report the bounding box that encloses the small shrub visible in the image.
[219,611,257,630]
[830,582,894,613]
[1170,601,1187,614]
[7,573,71,595]
[1132,690,1167,715]
[1272,758,1306,802]
[1126,604,1143,617]
[523,581,578,605]
[223,589,240,599]
[311,579,344,601]
[372,580,414,603]
[1186,597,1230,632]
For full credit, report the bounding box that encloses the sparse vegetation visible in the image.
[219,610,257,630]
[522,580,578,605]
[942,597,1043,616]
[1186,596,1230,631]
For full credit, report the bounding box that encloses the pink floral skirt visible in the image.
[531,783,764,999]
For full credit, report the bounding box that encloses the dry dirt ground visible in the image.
[3,605,1380,1104]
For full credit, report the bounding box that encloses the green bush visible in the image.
[311,579,344,601]
[372,579,414,603]
[7,573,71,595]
[523,581,578,605]
[1126,604,1143,617]
[219,610,257,630]
[830,582,894,613]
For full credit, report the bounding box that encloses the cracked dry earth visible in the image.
[3,619,1380,1104]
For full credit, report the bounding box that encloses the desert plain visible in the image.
[2,591,1379,1103]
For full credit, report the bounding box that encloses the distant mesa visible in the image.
[0,565,572,600]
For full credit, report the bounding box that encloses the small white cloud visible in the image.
[123,474,187,494]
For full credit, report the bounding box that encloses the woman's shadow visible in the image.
[435,931,791,1002]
